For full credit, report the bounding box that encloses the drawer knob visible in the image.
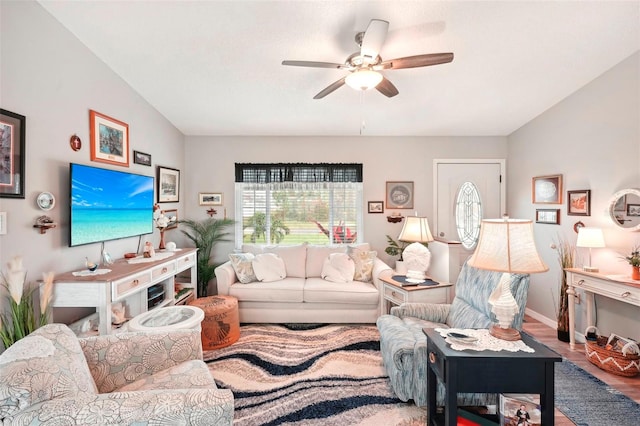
[577,279,585,286]
[621,291,631,298]
[132,279,139,286]
[161,267,168,273]
[429,352,437,364]
[391,291,398,297]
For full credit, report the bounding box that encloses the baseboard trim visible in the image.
[524,307,585,343]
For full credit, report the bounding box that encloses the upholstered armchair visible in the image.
[376,261,530,407]
[0,323,234,425]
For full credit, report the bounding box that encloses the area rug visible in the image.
[205,324,640,426]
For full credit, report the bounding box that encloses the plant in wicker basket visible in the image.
[553,236,575,342]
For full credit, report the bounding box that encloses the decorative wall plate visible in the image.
[36,192,55,211]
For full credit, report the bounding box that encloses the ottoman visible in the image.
[189,295,240,350]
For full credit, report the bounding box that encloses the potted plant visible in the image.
[179,217,235,297]
[553,237,575,342]
[623,247,640,280]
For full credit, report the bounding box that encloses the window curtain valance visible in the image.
[235,163,363,184]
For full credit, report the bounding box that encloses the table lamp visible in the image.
[468,217,548,341]
[576,227,605,272]
[398,215,435,283]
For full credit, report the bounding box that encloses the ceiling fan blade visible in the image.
[313,77,347,99]
[379,53,454,70]
[361,19,389,61]
[282,60,347,69]
[376,77,399,98]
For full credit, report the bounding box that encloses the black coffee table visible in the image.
[423,328,562,426]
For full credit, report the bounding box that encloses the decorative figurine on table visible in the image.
[153,204,176,250]
[143,241,155,258]
[85,257,98,272]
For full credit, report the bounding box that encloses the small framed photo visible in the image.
[0,109,26,198]
[536,208,560,224]
[386,181,414,209]
[157,166,180,203]
[133,150,152,166]
[368,201,384,213]
[199,192,223,206]
[89,110,130,167]
[532,174,562,204]
[162,209,178,229]
[626,204,640,217]
[567,190,591,216]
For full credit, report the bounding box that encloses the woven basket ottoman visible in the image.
[189,295,240,350]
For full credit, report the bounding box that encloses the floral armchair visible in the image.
[0,323,233,425]
[376,261,530,407]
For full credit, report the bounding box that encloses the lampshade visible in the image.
[576,227,605,248]
[467,218,548,274]
[398,216,435,243]
[345,69,383,91]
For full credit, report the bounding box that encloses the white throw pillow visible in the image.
[348,246,377,282]
[252,253,287,282]
[229,253,257,284]
[321,253,356,283]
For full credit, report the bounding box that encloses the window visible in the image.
[235,163,363,247]
[455,181,482,250]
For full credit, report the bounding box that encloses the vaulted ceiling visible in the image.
[38,1,639,137]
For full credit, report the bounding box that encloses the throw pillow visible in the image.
[321,252,355,283]
[229,253,257,283]
[252,253,287,282]
[348,246,377,282]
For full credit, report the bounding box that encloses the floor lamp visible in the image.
[468,218,548,341]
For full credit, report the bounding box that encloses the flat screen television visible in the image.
[70,163,155,247]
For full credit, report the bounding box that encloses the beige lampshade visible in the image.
[398,216,434,243]
[576,227,605,248]
[468,218,548,274]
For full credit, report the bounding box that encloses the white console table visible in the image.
[48,248,198,335]
[566,268,640,348]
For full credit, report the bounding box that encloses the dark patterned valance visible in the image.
[235,163,363,183]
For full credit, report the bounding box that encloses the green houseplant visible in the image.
[179,217,235,297]
[553,236,575,342]
[623,246,640,280]
[385,235,409,261]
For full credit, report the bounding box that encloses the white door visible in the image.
[433,160,505,250]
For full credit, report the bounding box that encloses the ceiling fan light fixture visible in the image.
[345,69,383,91]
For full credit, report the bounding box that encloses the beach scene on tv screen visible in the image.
[71,164,154,246]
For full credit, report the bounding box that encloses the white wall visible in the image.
[0,1,185,322]
[183,136,507,265]
[508,52,640,339]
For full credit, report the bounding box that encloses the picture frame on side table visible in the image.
[386,181,414,209]
[199,192,223,206]
[133,150,152,166]
[89,110,130,167]
[532,174,562,204]
[368,201,384,213]
[536,209,560,224]
[567,190,591,216]
[157,166,180,203]
[0,109,26,198]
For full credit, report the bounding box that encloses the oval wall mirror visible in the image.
[609,188,640,231]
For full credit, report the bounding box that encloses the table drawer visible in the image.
[572,275,640,306]
[177,253,196,269]
[427,342,446,380]
[112,272,151,300]
[152,262,176,280]
[384,285,407,305]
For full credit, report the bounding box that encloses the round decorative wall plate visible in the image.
[37,192,55,211]
[573,221,585,234]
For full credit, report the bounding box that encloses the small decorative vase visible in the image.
[632,266,640,280]
[159,229,166,250]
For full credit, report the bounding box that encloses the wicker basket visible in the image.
[584,326,640,377]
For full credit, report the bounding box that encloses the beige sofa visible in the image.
[215,243,393,323]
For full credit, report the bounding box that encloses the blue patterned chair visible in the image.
[376,261,530,407]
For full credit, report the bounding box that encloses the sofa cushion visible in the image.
[306,245,346,277]
[229,252,257,283]
[253,253,287,282]
[229,277,305,302]
[263,244,307,278]
[348,246,377,282]
[321,253,356,283]
[304,277,379,305]
[0,324,97,419]
[117,360,216,391]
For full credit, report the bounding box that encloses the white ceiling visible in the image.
[38,1,639,137]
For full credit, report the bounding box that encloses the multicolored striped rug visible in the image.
[203,324,425,425]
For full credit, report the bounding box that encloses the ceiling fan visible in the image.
[282,19,454,99]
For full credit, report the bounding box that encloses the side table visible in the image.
[424,328,561,426]
[380,275,452,314]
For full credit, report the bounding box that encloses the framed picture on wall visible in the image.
[199,192,223,206]
[162,209,178,229]
[532,174,563,204]
[133,150,152,166]
[157,166,180,203]
[89,110,130,167]
[536,209,560,224]
[386,181,414,209]
[368,201,384,213]
[567,190,591,216]
[0,109,26,198]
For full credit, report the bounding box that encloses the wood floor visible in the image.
[522,314,640,425]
